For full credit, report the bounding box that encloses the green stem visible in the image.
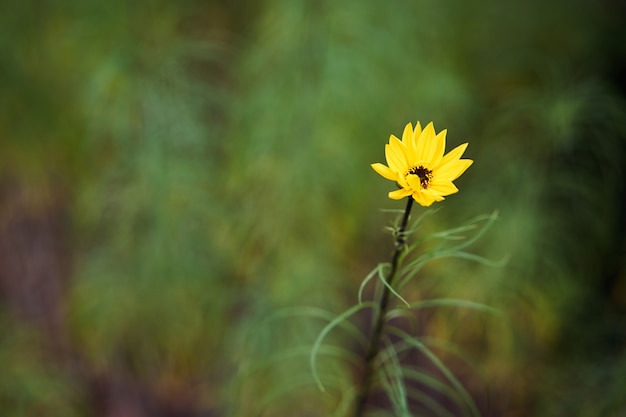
[352,196,414,417]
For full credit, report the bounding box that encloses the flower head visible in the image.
[371,122,473,207]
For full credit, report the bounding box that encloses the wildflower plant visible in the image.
[371,121,473,207]
[310,121,499,417]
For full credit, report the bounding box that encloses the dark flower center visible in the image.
[408,165,433,189]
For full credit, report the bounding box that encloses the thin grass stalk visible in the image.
[352,196,414,416]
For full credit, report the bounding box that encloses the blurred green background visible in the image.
[1,0,625,416]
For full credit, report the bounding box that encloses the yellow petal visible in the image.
[435,159,473,182]
[401,123,417,162]
[389,135,412,171]
[406,174,422,191]
[401,123,413,146]
[389,135,408,154]
[430,129,447,167]
[385,142,408,173]
[397,174,410,189]
[414,121,423,137]
[436,143,469,169]
[415,122,437,164]
[412,190,437,207]
[408,121,422,153]
[371,163,397,181]
[389,188,412,200]
[428,180,459,196]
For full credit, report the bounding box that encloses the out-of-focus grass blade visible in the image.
[388,327,482,417]
[310,302,376,392]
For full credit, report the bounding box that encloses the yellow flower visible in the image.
[371,122,473,207]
